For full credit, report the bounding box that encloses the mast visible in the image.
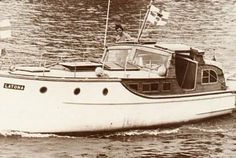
[103,0,111,47]
[101,0,111,68]
[137,0,153,42]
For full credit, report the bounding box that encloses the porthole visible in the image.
[40,86,47,93]
[103,88,108,96]
[74,88,80,95]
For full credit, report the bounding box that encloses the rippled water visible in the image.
[1,0,236,157]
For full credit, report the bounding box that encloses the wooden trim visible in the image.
[63,92,235,105]
[121,81,235,99]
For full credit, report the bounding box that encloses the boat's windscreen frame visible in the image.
[102,44,172,70]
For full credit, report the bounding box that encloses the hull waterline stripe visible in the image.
[121,89,236,99]
[197,108,234,115]
[63,94,235,106]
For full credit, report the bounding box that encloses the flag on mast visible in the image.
[147,5,169,26]
[0,19,11,39]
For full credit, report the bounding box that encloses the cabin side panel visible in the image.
[195,65,225,92]
[122,78,184,96]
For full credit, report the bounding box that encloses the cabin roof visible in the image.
[155,43,204,54]
[109,42,204,55]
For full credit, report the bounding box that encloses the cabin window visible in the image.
[163,82,171,91]
[151,83,159,91]
[133,49,169,69]
[202,69,217,84]
[142,83,159,92]
[129,83,138,91]
[104,48,133,67]
[142,84,151,92]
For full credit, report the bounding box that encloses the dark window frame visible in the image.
[202,69,218,84]
[128,83,139,91]
[163,82,171,91]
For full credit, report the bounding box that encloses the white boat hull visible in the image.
[0,75,235,133]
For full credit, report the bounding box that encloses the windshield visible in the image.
[133,49,169,69]
[104,48,134,67]
[103,46,170,71]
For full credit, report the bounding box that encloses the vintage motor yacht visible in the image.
[0,1,235,134]
[0,41,235,134]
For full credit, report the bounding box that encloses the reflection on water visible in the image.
[0,0,236,157]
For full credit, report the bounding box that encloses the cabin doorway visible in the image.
[175,55,198,90]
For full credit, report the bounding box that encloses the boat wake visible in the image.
[0,126,231,139]
[103,128,180,138]
[187,126,227,133]
[0,130,75,138]
[0,128,181,138]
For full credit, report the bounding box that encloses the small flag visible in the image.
[147,5,169,26]
[0,19,11,39]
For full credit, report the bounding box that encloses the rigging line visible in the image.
[139,10,142,30]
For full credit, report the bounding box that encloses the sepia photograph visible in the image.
[0,0,236,157]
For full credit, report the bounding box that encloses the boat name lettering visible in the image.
[3,83,25,90]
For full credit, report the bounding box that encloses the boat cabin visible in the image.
[11,41,225,97]
[102,42,226,96]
